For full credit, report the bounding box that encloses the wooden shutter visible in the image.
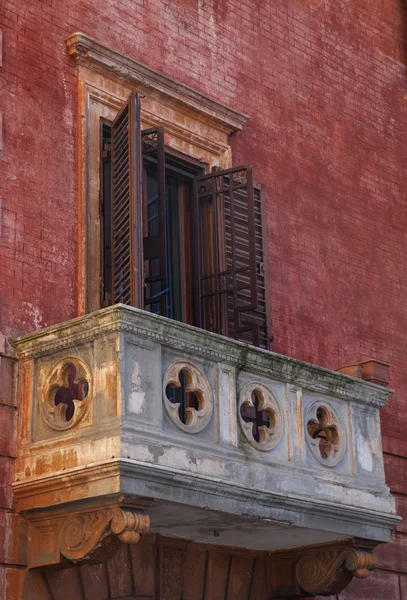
[100,122,112,307]
[110,91,143,306]
[141,126,168,316]
[194,166,271,349]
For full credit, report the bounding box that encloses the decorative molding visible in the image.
[296,548,352,594]
[13,456,399,533]
[305,402,346,467]
[163,360,213,433]
[12,306,393,409]
[345,548,377,578]
[295,547,376,595]
[41,357,92,431]
[70,47,237,313]
[238,382,283,451]
[28,506,150,568]
[65,32,248,134]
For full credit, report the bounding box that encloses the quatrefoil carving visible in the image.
[238,383,283,451]
[41,358,92,431]
[163,361,213,433]
[305,402,346,467]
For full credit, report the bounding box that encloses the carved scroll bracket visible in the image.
[267,543,377,598]
[28,507,150,569]
[295,547,376,595]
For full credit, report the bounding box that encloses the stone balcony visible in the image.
[12,305,399,596]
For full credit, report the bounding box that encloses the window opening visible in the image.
[143,167,187,321]
[100,121,112,307]
[100,92,272,349]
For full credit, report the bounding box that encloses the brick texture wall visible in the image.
[1,0,407,597]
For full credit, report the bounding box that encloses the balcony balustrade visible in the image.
[12,305,399,597]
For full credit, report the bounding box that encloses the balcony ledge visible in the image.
[12,305,398,563]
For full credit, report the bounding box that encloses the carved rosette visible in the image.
[305,401,346,467]
[296,548,376,595]
[238,383,283,451]
[41,357,92,431]
[163,361,213,433]
[59,508,150,563]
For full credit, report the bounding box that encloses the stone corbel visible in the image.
[27,506,150,569]
[268,544,377,598]
[295,547,376,595]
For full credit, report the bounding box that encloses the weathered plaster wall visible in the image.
[1,0,407,597]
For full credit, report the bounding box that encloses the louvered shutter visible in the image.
[194,166,271,349]
[141,126,168,316]
[111,92,143,307]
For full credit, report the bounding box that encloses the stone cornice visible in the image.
[65,31,248,134]
[12,305,393,408]
[13,459,400,539]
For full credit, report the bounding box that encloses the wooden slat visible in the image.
[267,555,298,598]
[160,542,184,600]
[204,550,230,600]
[182,545,207,600]
[80,563,109,600]
[111,91,143,307]
[130,534,156,598]
[107,543,134,598]
[226,554,254,600]
[45,567,83,600]
[22,571,54,600]
[195,167,271,348]
[249,559,268,600]
[28,538,276,600]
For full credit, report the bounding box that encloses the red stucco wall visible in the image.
[1,0,407,596]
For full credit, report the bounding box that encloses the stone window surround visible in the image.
[65,32,248,316]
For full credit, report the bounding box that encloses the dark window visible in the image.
[101,92,272,349]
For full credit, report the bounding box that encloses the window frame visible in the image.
[100,103,272,349]
[100,117,206,324]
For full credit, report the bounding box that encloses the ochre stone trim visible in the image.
[27,505,150,568]
[66,35,244,313]
[266,542,377,598]
[295,546,376,595]
[65,32,248,133]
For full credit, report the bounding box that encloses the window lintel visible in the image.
[65,31,248,135]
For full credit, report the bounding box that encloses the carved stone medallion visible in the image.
[305,401,346,467]
[163,361,213,433]
[238,383,283,451]
[41,357,92,431]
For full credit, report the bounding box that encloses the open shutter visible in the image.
[141,126,168,316]
[110,91,143,307]
[194,166,271,349]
